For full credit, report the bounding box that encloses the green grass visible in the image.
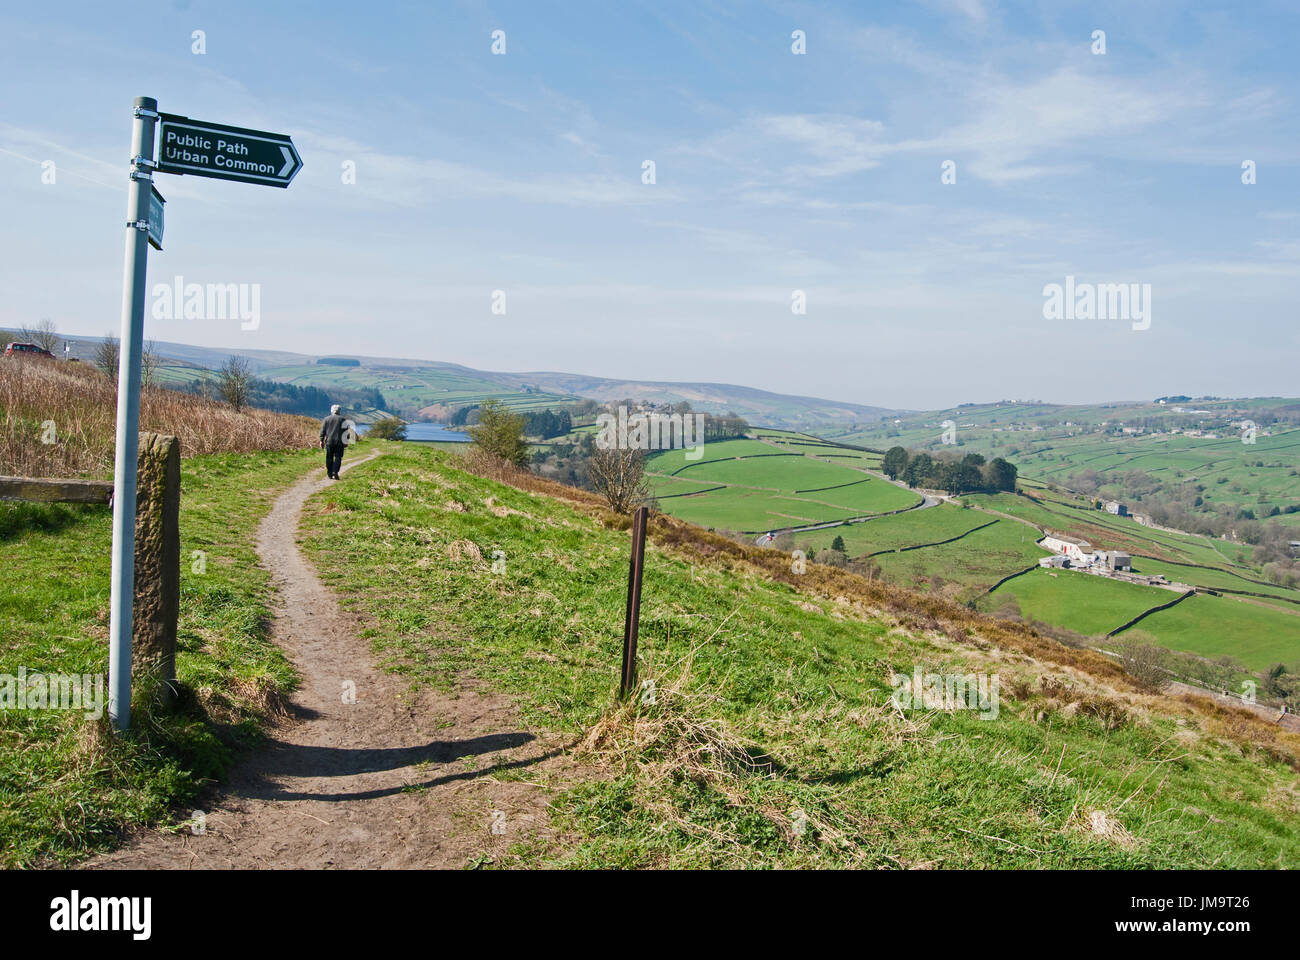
[296,445,1300,868]
[793,504,987,557]
[647,437,920,533]
[0,447,320,866]
[1128,556,1300,611]
[1133,594,1300,670]
[259,362,583,421]
[989,568,1176,638]
[648,438,792,473]
[873,519,1048,595]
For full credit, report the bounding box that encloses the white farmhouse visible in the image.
[1040,533,1093,564]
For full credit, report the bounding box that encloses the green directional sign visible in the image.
[156,114,303,188]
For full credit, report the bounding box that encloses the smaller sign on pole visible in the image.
[620,506,649,698]
[147,186,165,251]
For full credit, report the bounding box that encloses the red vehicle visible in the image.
[4,341,56,359]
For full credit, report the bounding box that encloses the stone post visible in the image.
[132,432,180,707]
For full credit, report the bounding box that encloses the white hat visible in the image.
[330,404,341,414]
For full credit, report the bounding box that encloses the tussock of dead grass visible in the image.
[447,539,485,565]
[191,675,289,727]
[1066,806,1140,851]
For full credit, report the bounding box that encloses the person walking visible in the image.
[320,404,347,480]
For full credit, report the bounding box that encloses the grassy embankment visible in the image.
[298,444,1300,868]
[0,450,322,865]
[0,355,320,866]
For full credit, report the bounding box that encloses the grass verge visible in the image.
[0,448,319,866]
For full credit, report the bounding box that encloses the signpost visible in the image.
[107,97,302,731]
[156,114,302,187]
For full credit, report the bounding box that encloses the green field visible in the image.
[830,399,1300,532]
[648,437,920,533]
[1136,593,1300,670]
[794,503,994,557]
[989,568,1173,638]
[650,432,1300,672]
[258,361,582,421]
[871,519,1049,595]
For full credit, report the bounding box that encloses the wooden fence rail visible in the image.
[0,476,113,504]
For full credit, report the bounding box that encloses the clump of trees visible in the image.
[366,416,407,441]
[469,399,529,468]
[1113,634,1169,692]
[453,404,573,439]
[881,446,1017,494]
[179,373,386,417]
[522,408,572,439]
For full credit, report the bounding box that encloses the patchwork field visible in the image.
[829,399,1300,531]
[870,520,1049,594]
[258,362,583,421]
[988,568,1174,638]
[795,503,997,557]
[643,429,1299,680]
[647,437,920,533]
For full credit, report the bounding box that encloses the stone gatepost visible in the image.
[132,432,180,707]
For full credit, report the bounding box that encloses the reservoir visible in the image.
[358,421,469,443]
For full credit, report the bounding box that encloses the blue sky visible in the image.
[1,0,1297,409]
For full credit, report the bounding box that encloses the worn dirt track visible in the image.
[88,452,566,869]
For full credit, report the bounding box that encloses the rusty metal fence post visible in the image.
[620,505,649,698]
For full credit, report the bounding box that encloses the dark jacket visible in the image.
[320,413,346,447]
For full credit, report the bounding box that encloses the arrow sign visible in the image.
[155,113,303,188]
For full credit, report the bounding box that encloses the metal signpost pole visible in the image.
[108,96,158,731]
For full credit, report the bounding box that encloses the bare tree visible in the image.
[20,318,60,353]
[94,334,120,381]
[141,340,161,390]
[216,355,253,412]
[195,369,215,402]
[588,445,651,514]
[1114,633,1169,692]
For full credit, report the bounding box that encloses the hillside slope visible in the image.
[296,445,1300,868]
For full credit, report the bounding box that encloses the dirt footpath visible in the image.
[88,452,568,869]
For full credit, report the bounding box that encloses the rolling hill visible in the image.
[3,331,899,431]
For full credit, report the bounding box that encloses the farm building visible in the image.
[1040,533,1093,564]
[1038,554,1070,569]
[1104,500,1128,516]
[1096,550,1132,572]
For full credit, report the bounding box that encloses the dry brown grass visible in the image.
[0,356,316,477]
